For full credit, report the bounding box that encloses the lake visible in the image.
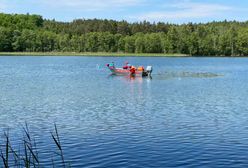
[1,56,248,167]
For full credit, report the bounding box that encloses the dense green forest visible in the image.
[0,13,248,56]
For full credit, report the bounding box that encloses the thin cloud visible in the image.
[41,0,145,11]
[131,1,232,21]
[0,1,7,12]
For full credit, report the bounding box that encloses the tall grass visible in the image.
[0,123,69,168]
[51,124,65,168]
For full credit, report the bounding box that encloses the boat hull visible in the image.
[108,67,148,77]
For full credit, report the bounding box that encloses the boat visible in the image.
[106,62,152,77]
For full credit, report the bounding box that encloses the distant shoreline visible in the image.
[1,52,247,57]
[0,52,189,57]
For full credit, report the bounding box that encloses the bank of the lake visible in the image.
[0,52,188,57]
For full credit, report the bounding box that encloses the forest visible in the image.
[0,13,248,56]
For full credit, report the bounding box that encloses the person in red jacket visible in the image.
[130,66,136,75]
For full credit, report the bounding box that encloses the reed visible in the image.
[0,123,69,168]
[51,123,65,168]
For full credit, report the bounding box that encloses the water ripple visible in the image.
[1,57,248,167]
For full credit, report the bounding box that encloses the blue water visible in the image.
[1,56,248,167]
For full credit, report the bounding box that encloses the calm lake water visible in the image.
[1,56,248,167]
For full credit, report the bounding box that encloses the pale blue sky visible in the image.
[0,0,247,23]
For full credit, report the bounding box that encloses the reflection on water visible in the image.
[108,74,152,84]
[0,56,248,167]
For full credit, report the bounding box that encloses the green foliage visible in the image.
[236,28,248,55]
[0,13,43,30]
[1,13,248,56]
[124,36,135,53]
[0,27,13,51]
[134,33,145,53]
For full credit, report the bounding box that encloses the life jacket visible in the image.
[137,66,144,71]
[130,66,136,74]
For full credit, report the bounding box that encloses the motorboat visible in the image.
[107,63,152,77]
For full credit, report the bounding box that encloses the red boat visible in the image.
[107,63,152,77]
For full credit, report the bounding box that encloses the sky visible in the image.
[0,0,247,23]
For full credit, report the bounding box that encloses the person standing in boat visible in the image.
[123,62,131,69]
[109,62,115,68]
[127,63,132,69]
[130,65,136,75]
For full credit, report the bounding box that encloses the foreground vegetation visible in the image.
[0,124,68,167]
[0,13,248,56]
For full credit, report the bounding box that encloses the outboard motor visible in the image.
[146,66,153,77]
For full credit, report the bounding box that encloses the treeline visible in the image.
[1,13,248,56]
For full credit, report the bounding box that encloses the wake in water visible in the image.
[154,71,221,80]
[106,71,221,81]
